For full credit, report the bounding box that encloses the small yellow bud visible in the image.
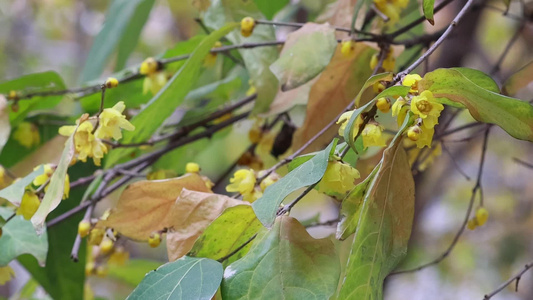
[376,97,391,113]
[105,77,119,89]
[95,265,108,278]
[139,57,159,75]
[185,162,200,173]
[407,126,422,141]
[240,17,256,37]
[7,90,18,100]
[148,232,161,248]
[373,82,385,94]
[467,218,477,230]
[88,228,104,246]
[85,262,95,276]
[475,207,489,226]
[248,127,262,144]
[100,238,114,254]
[341,40,357,57]
[369,54,379,70]
[78,220,91,238]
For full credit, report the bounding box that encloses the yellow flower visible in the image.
[410,90,443,129]
[143,72,168,95]
[369,54,378,70]
[108,247,129,266]
[318,161,360,197]
[0,266,15,285]
[336,110,363,137]
[392,97,409,126]
[88,228,105,246]
[374,0,408,24]
[78,220,91,238]
[13,122,40,148]
[139,57,159,75]
[95,101,135,140]
[260,174,279,191]
[16,191,40,220]
[382,49,395,72]
[362,123,387,147]
[59,121,108,166]
[376,97,391,113]
[402,74,422,93]
[226,169,256,195]
[32,164,70,199]
[243,189,262,203]
[414,125,434,148]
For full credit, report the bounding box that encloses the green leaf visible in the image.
[253,0,288,19]
[270,23,337,91]
[127,256,223,300]
[162,35,207,73]
[114,0,155,71]
[502,61,533,96]
[204,0,279,113]
[0,207,48,267]
[221,216,340,299]
[336,164,379,240]
[252,139,337,227]
[343,73,396,152]
[338,134,415,299]
[18,163,95,300]
[31,134,75,234]
[0,71,65,126]
[422,0,435,25]
[104,23,239,167]
[0,165,44,206]
[420,68,533,141]
[453,67,500,93]
[80,0,155,82]
[108,259,163,287]
[189,205,262,265]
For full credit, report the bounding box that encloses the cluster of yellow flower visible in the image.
[400,74,444,148]
[373,0,409,24]
[140,57,168,95]
[59,99,135,166]
[467,207,489,230]
[336,74,444,150]
[15,164,70,220]
[226,169,278,202]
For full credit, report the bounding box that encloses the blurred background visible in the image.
[0,0,532,299]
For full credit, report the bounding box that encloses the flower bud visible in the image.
[341,40,357,57]
[78,220,91,238]
[407,126,422,141]
[105,77,119,89]
[376,97,391,113]
[148,232,161,248]
[240,17,256,37]
[185,162,200,173]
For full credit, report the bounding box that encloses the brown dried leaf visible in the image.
[166,189,245,261]
[100,174,211,241]
[292,43,375,152]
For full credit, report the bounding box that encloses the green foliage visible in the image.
[0,72,65,126]
[189,205,262,265]
[204,0,279,113]
[104,23,238,167]
[0,207,48,267]
[252,139,337,227]
[253,0,289,19]
[128,256,223,300]
[338,134,415,299]
[420,68,533,141]
[31,135,74,233]
[270,23,337,91]
[502,61,533,96]
[0,165,43,206]
[422,0,435,25]
[108,259,164,287]
[80,0,155,82]
[221,216,340,299]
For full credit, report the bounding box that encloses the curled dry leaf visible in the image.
[100,173,211,241]
[166,189,245,262]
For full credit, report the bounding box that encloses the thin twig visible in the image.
[513,157,533,169]
[484,260,533,299]
[441,143,471,180]
[217,234,257,263]
[490,22,525,75]
[391,127,490,275]
[277,183,318,216]
[395,0,477,82]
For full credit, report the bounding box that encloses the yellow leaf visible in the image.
[166,190,246,261]
[100,174,212,241]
